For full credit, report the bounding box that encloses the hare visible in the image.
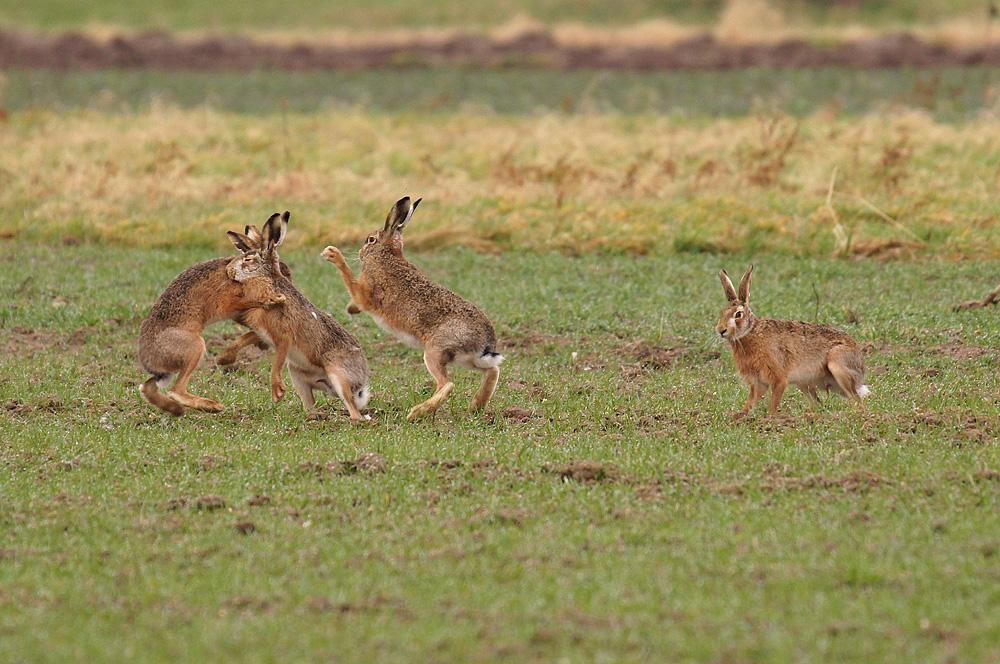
[138,213,289,416]
[717,265,869,418]
[216,222,294,367]
[321,196,503,422]
[231,215,371,421]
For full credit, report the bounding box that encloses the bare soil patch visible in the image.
[2,29,999,71]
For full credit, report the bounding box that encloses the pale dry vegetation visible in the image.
[2,106,998,257]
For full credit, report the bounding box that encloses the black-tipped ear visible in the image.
[229,230,255,254]
[262,212,288,254]
[244,224,263,248]
[719,269,738,304]
[737,264,753,304]
[384,197,411,231]
[395,197,420,232]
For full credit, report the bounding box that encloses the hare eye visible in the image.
[367,236,376,245]
[734,311,743,320]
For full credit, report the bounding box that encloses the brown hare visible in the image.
[322,196,503,422]
[231,214,371,421]
[717,265,869,418]
[138,214,289,416]
[215,222,294,367]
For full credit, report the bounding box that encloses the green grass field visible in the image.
[4,3,1000,657]
[5,67,999,120]
[3,244,1000,662]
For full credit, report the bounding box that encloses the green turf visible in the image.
[3,242,1000,662]
[4,67,999,120]
[0,0,990,31]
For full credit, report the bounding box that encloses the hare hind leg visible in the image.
[141,376,186,416]
[287,364,317,413]
[162,330,225,413]
[470,365,500,412]
[408,349,455,422]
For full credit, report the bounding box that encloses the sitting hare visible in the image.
[231,213,371,421]
[717,265,869,418]
[322,196,503,422]
[138,214,288,416]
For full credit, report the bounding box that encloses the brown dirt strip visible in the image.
[2,29,1000,71]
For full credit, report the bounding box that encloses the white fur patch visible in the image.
[156,374,175,390]
[474,352,504,369]
[356,385,371,409]
[858,385,871,398]
[455,351,505,371]
[369,312,423,349]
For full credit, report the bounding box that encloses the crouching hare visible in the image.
[231,213,371,421]
[322,196,503,421]
[717,265,869,418]
[138,216,288,416]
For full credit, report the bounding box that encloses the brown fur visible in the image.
[216,225,293,366]
[138,239,287,416]
[717,265,869,417]
[322,196,502,421]
[233,213,371,421]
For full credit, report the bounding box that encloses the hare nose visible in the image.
[718,329,727,337]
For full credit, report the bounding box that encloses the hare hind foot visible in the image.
[407,382,455,422]
[469,366,500,412]
[168,391,225,413]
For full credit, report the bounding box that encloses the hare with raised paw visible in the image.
[322,196,503,422]
[138,214,289,416]
[235,213,371,421]
[216,222,294,367]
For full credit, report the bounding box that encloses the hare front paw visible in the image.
[321,246,346,266]
[271,380,286,403]
[262,294,286,309]
[347,302,361,315]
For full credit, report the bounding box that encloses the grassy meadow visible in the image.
[4,244,1000,662]
[3,8,1000,659]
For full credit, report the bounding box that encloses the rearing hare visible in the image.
[138,214,289,416]
[322,196,503,422]
[216,222,294,367]
[232,214,371,421]
[717,265,869,418]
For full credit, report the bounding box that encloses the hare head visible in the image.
[359,196,421,261]
[226,211,289,281]
[717,264,756,342]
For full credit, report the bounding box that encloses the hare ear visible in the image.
[262,212,289,254]
[244,224,263,248]
[396,197,421,232]
[719,269,739,304]
[737,264,753,304]
[384,196,411,232]
[229,230,255,254]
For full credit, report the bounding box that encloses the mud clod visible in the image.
[248,494,271,507]
[546,460,616,483]
[355,452,388,474]
[196,495,227,511]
